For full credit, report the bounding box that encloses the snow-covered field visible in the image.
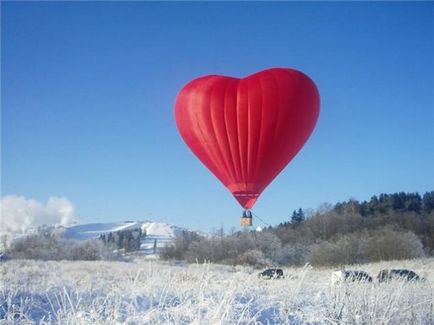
[1,258,433,324]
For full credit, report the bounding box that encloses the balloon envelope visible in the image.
[175,67,320,209]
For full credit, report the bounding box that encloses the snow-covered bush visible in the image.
[362,227,425,261]
[6,230,117,261]
[308,228,425,267]
[275,243,310,266]
[237,249,268,267]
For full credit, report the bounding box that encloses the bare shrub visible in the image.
[184,239,214,263]
[7,231,117,261]
[309,228,425,266]
[237,249,268,267]
[160,230,204,261]
[362,227,425,261]
[70,240,105,261]
[309,241,342,266]
[255,232,282,261]
[276,243,310,266]
[8,232,68,260]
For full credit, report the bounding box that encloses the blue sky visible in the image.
[2,2,433,231]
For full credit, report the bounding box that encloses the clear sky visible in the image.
[2,2,433,232]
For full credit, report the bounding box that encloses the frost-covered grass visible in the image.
[1,258,433,324]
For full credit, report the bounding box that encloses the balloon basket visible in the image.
[240,209,253,226]
[240,216,253,226]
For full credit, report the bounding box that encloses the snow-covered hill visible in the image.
[62,221,187,256]
[139,221,184,255]
[63,222,142,241]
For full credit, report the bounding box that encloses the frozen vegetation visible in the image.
[1,258,433,324]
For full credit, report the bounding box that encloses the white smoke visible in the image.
[0,195,76,234]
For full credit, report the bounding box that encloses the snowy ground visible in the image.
[1,258,433,324]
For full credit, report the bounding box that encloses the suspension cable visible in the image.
[252,212,271,228]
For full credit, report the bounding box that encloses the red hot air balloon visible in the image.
[175,68,320,222]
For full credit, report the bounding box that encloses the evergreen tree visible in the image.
[378,193,392,214]
[291,209,305,225]
[297,208,305,223]
[369,195,379,214]
[423,191,434,213]
[406,193,422,213]
[359,201,369,217]
[153,239,157,254]
[392,192,406,210]
[291,210,298,224]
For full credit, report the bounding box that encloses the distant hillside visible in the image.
[62,221,187,256]
[63,222,143,241]
[161,191,434,267]
[1,221,191,258]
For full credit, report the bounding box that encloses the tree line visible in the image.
[5,225,146,261]
[99,228,144,252]
[161,191,434,267]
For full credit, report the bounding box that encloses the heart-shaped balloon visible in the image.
[175,67,320,209]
